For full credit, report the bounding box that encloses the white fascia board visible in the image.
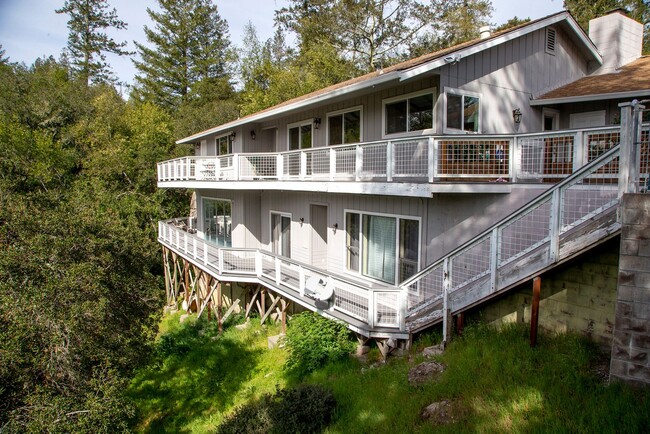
[159,180,513,196]
[176,71,400,144]
[530,89,650,106]
[399,12,602,82]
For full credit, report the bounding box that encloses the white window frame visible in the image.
[269,210,292,257]
[200,196,233,247]
[215,132,234,156]
[443,87,482,134]
[382,88,436,139]
[287,120,314,150]
[542,108,560,131]
[326,105,363,145]
[343,209,421,285]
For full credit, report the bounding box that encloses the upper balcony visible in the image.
[158,126,646,197]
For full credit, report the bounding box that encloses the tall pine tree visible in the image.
[133,0,233,111]
[55,0,131,84]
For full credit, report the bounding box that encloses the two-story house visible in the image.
[157,9,649,353]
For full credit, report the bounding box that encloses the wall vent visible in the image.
[546,27,556,55]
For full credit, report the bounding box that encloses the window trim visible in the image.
[287,120,314,151]
[343,208,421,285]
[269,210,292,257]
[200,196,233,247]
[216,132,234,156]
[542,108,560,131]
[326,105,364,146]
[443,87,482,134]
[381,88,436,139]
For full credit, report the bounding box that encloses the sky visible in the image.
[0,0,564,89]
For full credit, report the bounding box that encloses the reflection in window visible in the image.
[446,92,480,133]
[385,93,434,135]
[203,198,232,247]
[346,211,419,285]
[328,109,361,145]
[289,123,312,150]
[217,134,233,155]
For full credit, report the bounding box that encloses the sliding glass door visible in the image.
[203,198,232,247]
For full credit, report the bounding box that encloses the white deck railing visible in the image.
[399,143,624,338]
[157,126,649,185]
[158,220,406,331]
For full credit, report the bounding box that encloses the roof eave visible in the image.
[176,70,401,144]
[400,12,602,82]
[531,89,650,106]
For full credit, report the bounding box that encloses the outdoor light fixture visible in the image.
[314,117,321,129]
[332,222,338,233]
[299,217,304,226]
[512,108,522,124]
[250,130,256,140]
[230,131,236,140]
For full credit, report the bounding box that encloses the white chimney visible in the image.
[589,9,643,74]
[479,26,491,40]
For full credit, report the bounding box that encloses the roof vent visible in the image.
[545,27,556,55]
[479,26,491,39]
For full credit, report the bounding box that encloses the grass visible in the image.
[129,314,650,433]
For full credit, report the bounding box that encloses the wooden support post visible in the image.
[530,276,541,347]
[217,281,223,333]
[456,312,465,336]
[245,285,261,318]
[183,261,190,304]
[281,299,288,334]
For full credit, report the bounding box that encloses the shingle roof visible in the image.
[534,56,650,103]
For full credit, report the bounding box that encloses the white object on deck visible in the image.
[304,276,335,301]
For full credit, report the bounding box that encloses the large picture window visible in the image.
[345,211,419,284]
[328,108,361,145]
[202,198,232,247]
[446,89,480,133]
[384,90,434,136]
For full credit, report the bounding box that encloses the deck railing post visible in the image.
[298,267,305,296]
[255,250,262,277]
[399,287,407,332]
[429,137,437,182]
[490,227,499,292]
[508,137,515,179]
[442,258,450,345]
[549,189,561,262]
[233,154,240,180]
[355,145,363,181]
[275,257,281,286]
[619,101,643,199]
[573,131,585,172]
[511,137,520,182]
[368,290,375,328]
[330,148,336,181]
[203,242,208,266]
[277,154,284,180]
[218,249,224,273]
[300,151,307,180]
[386,141,393,181]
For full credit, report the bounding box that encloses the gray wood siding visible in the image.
[439,27,589,134]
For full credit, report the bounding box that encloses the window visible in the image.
[202,198,232,247]
[271,212,291,257]
[446,89,480,133]
[328,108,361,145]
[345,211,419,284]
[216,133,233,155]
[383,90,435,136]
[288,122,313,150]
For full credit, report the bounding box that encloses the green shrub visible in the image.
[283,312,355,377]
[216,384,336,434]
